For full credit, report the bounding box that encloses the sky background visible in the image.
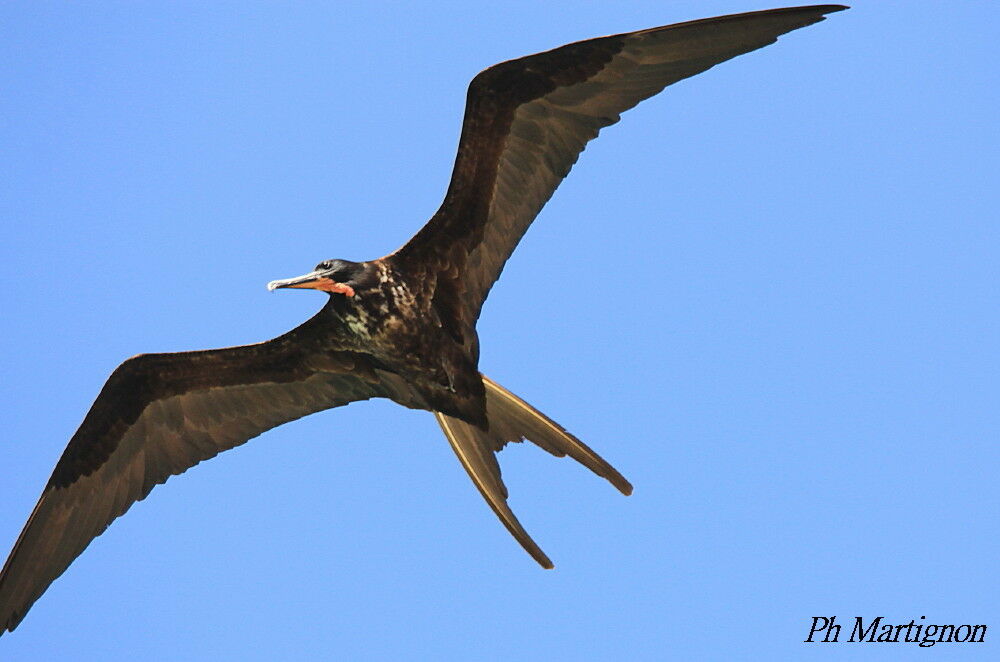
[1,1,997,659]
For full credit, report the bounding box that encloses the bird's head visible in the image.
[267,259,373,297]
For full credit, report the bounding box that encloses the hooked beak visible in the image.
[267,270,355,296]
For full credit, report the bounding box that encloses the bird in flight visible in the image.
[0,5,846,635]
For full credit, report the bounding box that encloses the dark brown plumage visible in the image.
[0,5,846,635]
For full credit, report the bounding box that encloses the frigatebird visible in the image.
[0,5,846,634]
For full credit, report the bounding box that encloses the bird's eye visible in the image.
[315,260,333,271]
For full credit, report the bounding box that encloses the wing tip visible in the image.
[767,4,849,15]
[0,608,24,638]
[812,5,850,20]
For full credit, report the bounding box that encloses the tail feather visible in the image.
[434,374,631,568]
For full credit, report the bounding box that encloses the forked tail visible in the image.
[434,374,631,568]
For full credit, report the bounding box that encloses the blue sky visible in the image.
[1,1,996,659]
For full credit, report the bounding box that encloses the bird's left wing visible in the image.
[394,5,846,325]
[0,311,423,635]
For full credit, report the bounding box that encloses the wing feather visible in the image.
[395,5,846,322]
[0,313,422,634]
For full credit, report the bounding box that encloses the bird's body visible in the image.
[279,259,488,422]
[0,5,846,635]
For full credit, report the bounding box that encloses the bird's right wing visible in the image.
[0,308,424,635]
